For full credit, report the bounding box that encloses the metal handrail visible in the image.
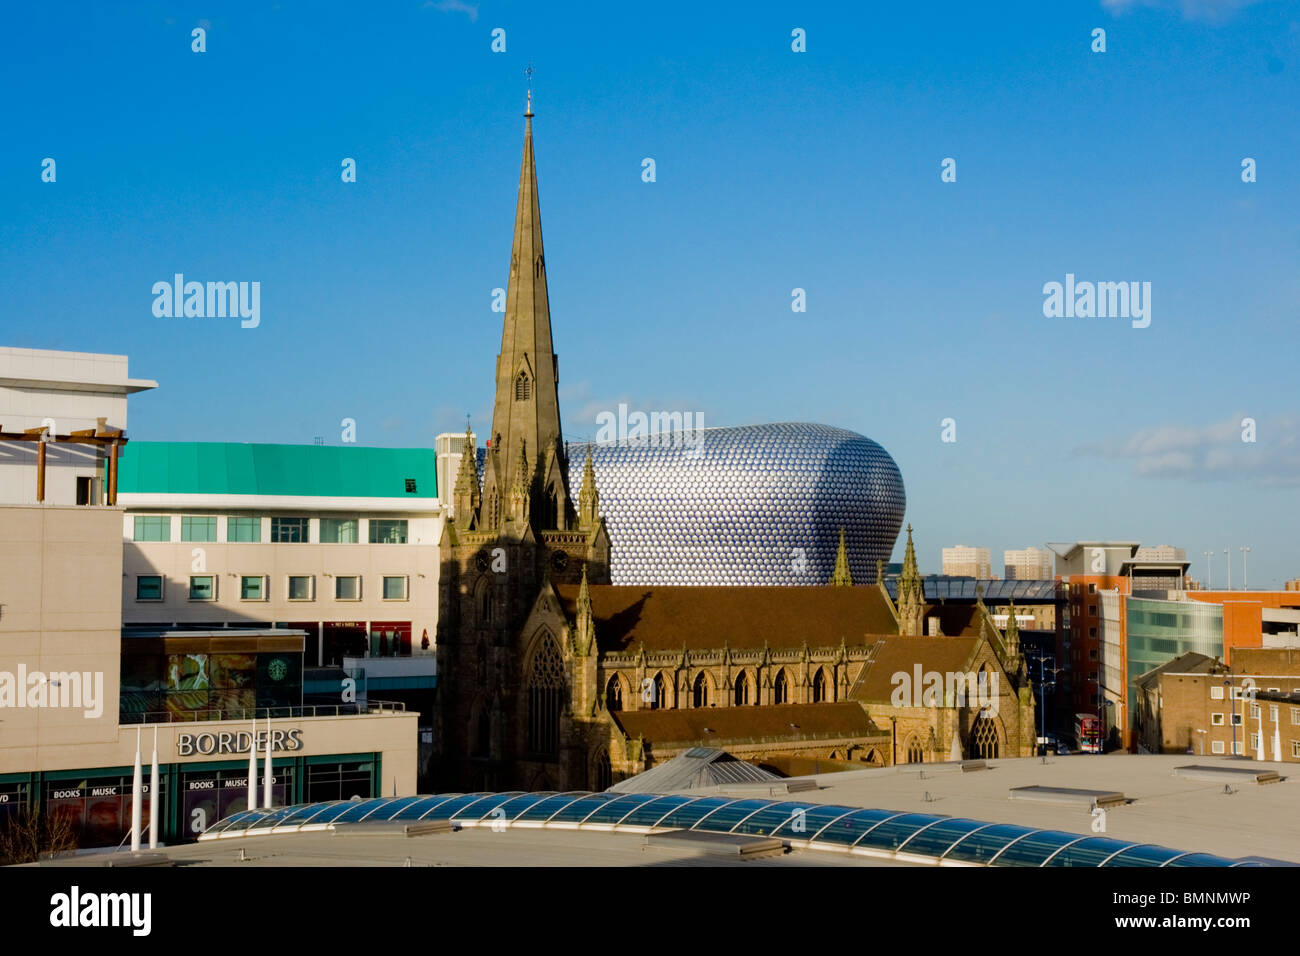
[118,700,407,724]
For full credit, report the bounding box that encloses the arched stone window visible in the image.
[692,672,708,708]
[905,735,925,764]
[969,712,1000,759]
[734,671,750,706]
[476,577,492,626]
[773,669,789,705]
[648,672,666,710]
[591,750,612,792]
[605,674,623,712]
[515,371,531,401]
[812,667,829,703]
[526,634,565,756]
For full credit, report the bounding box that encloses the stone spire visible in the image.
[509,439,530,523]
[452,423,480,530]
[1004,599,1021,653]
[829,528,853,586]
[482,93,569,535]
[577,446,600,530]
[574,563,595,656]
[896,524,925,636]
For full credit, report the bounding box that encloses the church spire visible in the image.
[452,422,480,530]
[482,92,569,536]
[896,524,925,636]
[577,446,600,530]
[829,528,853,586]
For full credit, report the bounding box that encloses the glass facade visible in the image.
[369,519,408,544]
[227,516,262,542]
[181,516,217,542]
[271,517,309,543]
[320,518,359,543]
[120,649,303,722]
[134,515,170,541]
[1127,597,1223,733]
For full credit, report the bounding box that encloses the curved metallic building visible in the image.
[556,422,905,586]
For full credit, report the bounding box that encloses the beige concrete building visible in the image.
[942,544,993,579]
[0,347,421,853]
[1003,546,1053,580]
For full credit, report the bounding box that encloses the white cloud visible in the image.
[1075,415,1300,486]
[423,0,478,22]
[1101,0,1267,22]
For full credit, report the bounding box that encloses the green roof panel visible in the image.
[117,442,438,499]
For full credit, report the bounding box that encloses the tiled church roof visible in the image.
[612,702,881,747]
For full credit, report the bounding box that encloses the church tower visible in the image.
[437,95,610,792]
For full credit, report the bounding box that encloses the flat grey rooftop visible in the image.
[675,753,1297,864]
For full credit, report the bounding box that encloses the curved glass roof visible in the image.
[198,791,1283,867]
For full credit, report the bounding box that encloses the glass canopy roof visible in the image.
[198,791,1277,867]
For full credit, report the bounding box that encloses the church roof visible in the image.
[554,584,900,652]
[612,702,881,749]
[606,747,780,793]
[847,636,983,701]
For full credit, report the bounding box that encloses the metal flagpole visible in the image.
[247,716,258,811]
[149,727,159,849]
[130,727,142,852]
[263,716,273,809]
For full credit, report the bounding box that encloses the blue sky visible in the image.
[2,0,1297,585]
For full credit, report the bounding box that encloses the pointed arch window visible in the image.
[648,672,666,710]
[592,749,612,792]
[476,578,492,626]
[773,669,789,705]
[813,667,829,703]
[734,671,750,706]
[970,712,1000,760]
[534,254,544,278]
[692,672,709,708]
[527,635,565,756]
[905,736,925,764]
[515,371,532,402]
[605,674,623,712]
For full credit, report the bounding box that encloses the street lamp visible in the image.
[1196,728,1206,755]
[1224,549,1232,590]
[1202,551,1214,589]
[1240,546,1251,591]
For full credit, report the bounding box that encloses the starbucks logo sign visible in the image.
[267,658,288,682]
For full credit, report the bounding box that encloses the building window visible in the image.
[1088,583,1097,594]
[1250,703,1260,719]
[1292,741,1300,758]
[515,371,531,401]
[774,669,789,705]
[648,672,666,710]
[136,575,163,601]
[1089,628,1097,639]
[1270,704,1279,721]
[382,576,408,600]
[605,675,622,712]
[812,667,828,703]
[734,671,750,706]
[1212,740,1225,755]
[240,575,265,601]
[287,575,314,601]
[1249,733,1260,751]
[335,575,361,601]
[692,673,708,708]
[1231,713,1243,726]
[271,517,309,543]
[1291,708,1299,725]
[133,515,170,542]
[592,750,612,792]
[905,737,924,764]
[526,635,564,756]
[1210,686,1225,700]
[369,519,408,544]
[1088,649,1098,660]
[320,518,359,543]
[76,476,94,505]
[1089,605,1097,616]
[227,516,261,542]
[180,516,216,542]
[1232,741,1244,755]
[969,714,999,759]
[1211,713,1225,726]
[188,575,216,601]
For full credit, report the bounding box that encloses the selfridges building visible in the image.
[545,421,907,586]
